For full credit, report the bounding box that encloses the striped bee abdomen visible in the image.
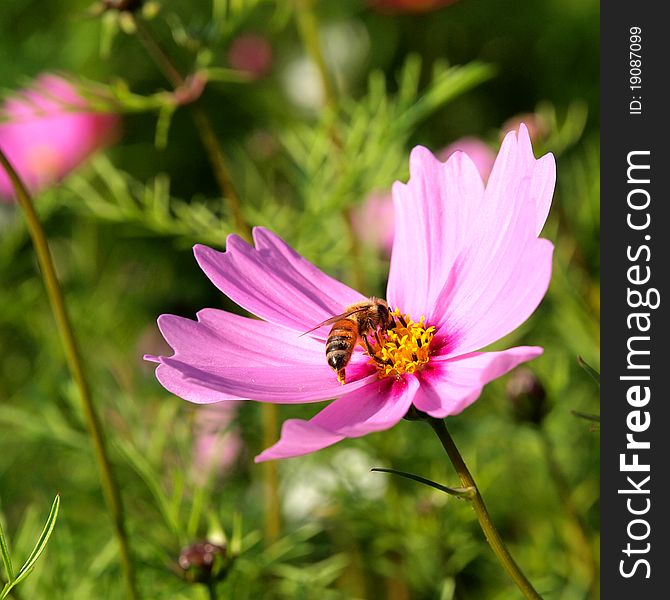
[326,319,359,383]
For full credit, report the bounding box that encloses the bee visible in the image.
[302,298,393,384]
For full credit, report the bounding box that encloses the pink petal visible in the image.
[387,147,486,319]
[425,129,555,355]
[437,137,496,182]
[157,309,327,367]
[147,309,378,404]
[485,124,555,235]
[155,359,378,404]
[387,127,554,322]
[194,228,365,337]
[255,376,419,461]
[413,346,543,417]
[254,420,346,462]
[431,222,553,356]
[351,139,494,258]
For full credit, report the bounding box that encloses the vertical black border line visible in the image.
[601,2,670,595]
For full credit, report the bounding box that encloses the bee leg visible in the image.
[362,334,393,369]
[361,334,376,358]
[337,368,346,385]
[372,331,394,366]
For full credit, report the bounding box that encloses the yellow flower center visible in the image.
[366,309,435,378]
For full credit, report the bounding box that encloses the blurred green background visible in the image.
[0,0,599,598]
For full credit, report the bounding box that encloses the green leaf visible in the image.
[0,515,14,581]
[371,468,476,499]
[205,67,255,84]
[155,104,176,150]
[577,355,600,387]
[99,11,120,59]
[116,440,182,538]
[0,494,60,600]
[571,410,600,423]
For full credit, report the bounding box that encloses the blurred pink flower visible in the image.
[353,137,495,254]
[351,190,396,255]
[193,402,243,481]
[369,0,460,14]
[227,34,273,79]
[437,137,495,182]
[0,74,119,201]
[147,125,555,461]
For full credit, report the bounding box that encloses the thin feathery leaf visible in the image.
[0,495,60,599]
[571,410,600,423]
[577,356,600,387]
[0,517,14,581]
[371,468,475,499]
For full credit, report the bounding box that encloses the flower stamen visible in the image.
[364,309,435,379]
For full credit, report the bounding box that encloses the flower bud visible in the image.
[228,35,273,79]
[506,368,548,426]
[178,541,230,584]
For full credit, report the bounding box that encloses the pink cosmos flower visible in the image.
[353,137,495,254]
[146,124,555,462]
[0,74,119,201]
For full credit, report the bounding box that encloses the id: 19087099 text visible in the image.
[629,26,643,115]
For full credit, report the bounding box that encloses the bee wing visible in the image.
[299,307,369,337]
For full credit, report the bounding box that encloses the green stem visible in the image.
[134,18,251,241]
[0,153,138,599]
[427,418,542,600]
[261,403,281,545]
[0,578,22,600]
[206,579,218,600]
[293,0,337,111]
[189,105,251,240]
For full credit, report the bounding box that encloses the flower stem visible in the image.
[293,0,337,111]
[427,417,542,600]
[133,18,251,241]
[206,579,218,600]
[0,152,138,600]
[261,403,282,544]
